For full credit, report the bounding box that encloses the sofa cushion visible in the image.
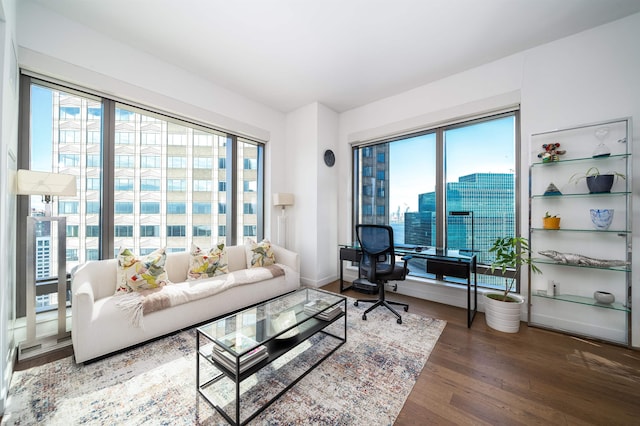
[187,243,229,280]
[115,247,170,294]
[245,239,276,269]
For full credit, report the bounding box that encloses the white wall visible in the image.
[0,0,18,414]
[285,102,339,286]
[316,103,339,285]
[286,103,318,282]
[338,13,640,347]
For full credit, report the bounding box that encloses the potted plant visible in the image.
[542,212,560,229]
[484,236,541,333]
[570,167,625,193]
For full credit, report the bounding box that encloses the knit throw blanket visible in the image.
[116,264,286,328]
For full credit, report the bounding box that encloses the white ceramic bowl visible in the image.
[593,291,615,304]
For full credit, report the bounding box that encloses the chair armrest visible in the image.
[400,255,411,276]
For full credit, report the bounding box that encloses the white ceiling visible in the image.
[30,0,640,113]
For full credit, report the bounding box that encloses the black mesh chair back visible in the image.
[353,224,409,324]
[356,224,397,281]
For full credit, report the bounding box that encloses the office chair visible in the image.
[353,224,410,324]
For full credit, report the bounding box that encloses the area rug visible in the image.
[2,298,445,425]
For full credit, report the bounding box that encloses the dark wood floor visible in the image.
[322,281,640,426]
[11,282,640,425]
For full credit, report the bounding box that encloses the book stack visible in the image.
[304,299,343,321]
[211,333,268,373]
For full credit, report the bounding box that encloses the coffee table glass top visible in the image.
[197,288,345,357]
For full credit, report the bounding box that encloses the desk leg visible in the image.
[339,259,352,292]
[467,257,478,328]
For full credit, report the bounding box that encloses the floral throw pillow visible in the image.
[245,238,276,269]
[115,247,170,294]
[187,243,229,280]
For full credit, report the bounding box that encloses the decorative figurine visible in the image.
[538,142,566,163]
[538,250,628,267]
[543,182,562,196]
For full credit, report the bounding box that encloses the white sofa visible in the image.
[71,244,300,363]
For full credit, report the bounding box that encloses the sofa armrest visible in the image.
[72,281,95,317]
[272,245,300,272]
[71,278,95,360]
[71,259,118,301]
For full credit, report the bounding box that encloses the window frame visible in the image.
[351,110,521,290]
[16,73,266,318]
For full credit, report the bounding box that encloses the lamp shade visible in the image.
[273,193,294,207]
[16,170,77,197]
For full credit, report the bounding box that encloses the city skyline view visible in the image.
[388,116,515,218]
[355,113,517,288]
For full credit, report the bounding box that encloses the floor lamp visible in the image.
[273,193,294,248]
[16,169,77,360]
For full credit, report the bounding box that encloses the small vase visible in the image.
[590,209,614,230]
[542,217,560,230]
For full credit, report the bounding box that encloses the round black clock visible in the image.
[323,149,335,167]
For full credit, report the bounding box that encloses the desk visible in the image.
[339,244,477,328]
[338,247,361,292]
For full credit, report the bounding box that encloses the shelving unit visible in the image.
[528,118,632,346]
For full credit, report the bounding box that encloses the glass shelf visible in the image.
[530,227,629,234]
[531,257,630,272]
[530,153,630,167]
[532,292,629,312]
[531,191,630,199]
[529,118,631,347]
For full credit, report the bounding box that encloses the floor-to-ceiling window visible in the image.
[17,74,265,315]
[353,111,519,290]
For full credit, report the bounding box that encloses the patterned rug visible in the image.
[2,298,445,425]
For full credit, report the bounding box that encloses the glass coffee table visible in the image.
[196,288,347,425]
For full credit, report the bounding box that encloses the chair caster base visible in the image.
[397,318,402,324]
[354,301,359,307]
[403,306,408,312]
[362,314,367,320]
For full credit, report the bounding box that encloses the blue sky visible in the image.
[31,85,53,172]
[389,116,515,214]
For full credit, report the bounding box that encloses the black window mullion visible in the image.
[256,144,265,241]
[101,99,115,259]
[435,128,445,251]
[227,135,236,246]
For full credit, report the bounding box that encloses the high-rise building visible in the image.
[31,87,260,311]
[405,173,515,264]
[356,145,389,225]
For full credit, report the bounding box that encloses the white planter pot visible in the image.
[483,293,525,333]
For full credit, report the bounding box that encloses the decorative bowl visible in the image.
[593,291,615,304]
[590,209,614,230]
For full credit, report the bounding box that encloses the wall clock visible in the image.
[323,149,335,167]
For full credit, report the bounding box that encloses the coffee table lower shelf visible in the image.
[196,293,347,425]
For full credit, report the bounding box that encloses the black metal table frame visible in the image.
[339,245,477,327]
[196,291,347,425]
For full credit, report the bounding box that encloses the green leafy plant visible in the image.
[488,236,542,302]
[544,211,558,218]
